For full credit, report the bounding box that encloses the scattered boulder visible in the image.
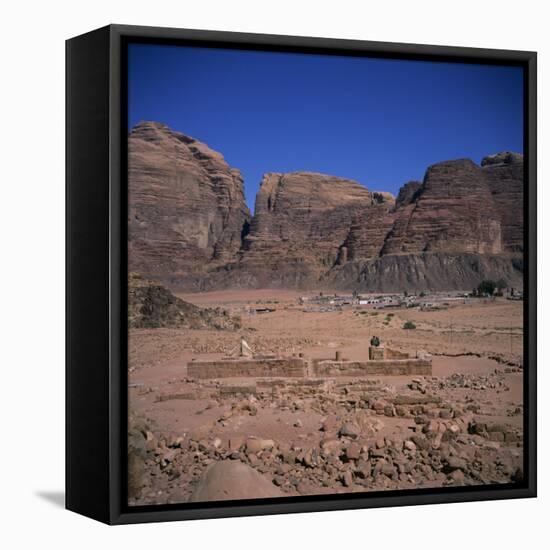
[339,422,361,439]
[246,437,275,454]
[189,460,284,501]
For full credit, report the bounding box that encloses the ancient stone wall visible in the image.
[369,346,385,360]
[188,356,432,379]
[386,348,410,360]
[188,357,308,379]
[312,358,432,377]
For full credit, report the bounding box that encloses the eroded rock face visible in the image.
[128,121,250,285]
[395,181,422,209]
[328,252,523,292]
[382,159,503,256]
[481,152,524,252]
[237,172,394,286]
[343,207,396,262]
[127,122,523,291]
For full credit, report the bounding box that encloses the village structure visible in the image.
[296,287,522,314]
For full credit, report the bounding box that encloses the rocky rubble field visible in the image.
[128,369,524,505]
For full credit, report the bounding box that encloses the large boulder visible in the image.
[189,460,283,502]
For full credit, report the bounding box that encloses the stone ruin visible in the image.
[187,337,432,379]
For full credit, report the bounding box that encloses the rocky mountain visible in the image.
[481,152,524,252]
[128,273,240,330]
[394,181,422,208]
[128,121,250,286]
[381,159,503,256]
[128,122,524,292]
[236,171,395,287]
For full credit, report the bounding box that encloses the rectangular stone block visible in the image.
[188,357,308,379]
[312,358,432,377]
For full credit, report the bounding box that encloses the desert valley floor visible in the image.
[128,290,524,505]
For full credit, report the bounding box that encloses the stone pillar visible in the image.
[369,345,385,360]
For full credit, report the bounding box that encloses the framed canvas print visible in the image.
[66,24,537,525]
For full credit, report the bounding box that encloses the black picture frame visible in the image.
[66,24,537,525]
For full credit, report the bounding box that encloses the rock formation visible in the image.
[381,159,503,256]
[128,121,250,286]
[327,252,523,293]
[128,273,240,330]
[394,180,422,208]
[481,152,524,252]
[189,460,283,502]
[236,171,395,286]
[127,122,524,292]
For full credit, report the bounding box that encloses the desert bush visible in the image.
[474,280,497,297]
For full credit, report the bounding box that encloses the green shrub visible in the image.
[403,321,416,330]
[474,280,497,297]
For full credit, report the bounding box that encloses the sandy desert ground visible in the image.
[128,290,524,505]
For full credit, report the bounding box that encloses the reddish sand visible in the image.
[128,290,524,505]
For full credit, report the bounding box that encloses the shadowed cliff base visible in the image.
[158,252,523,293]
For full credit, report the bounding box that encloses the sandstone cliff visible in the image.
[382,159,503,256]
[394,181,422,208]
[481,152,524,252]
[128,121,250,284]
[237,171,394,286]
[127,122,523,292]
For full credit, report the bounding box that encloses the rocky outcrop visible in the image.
[343,207,396,262]
[127,122,523,292]
[481,152,524,252]
[236,171,394,285]
[395,181,422,208]
[128,273,240,330]
[128,121,250,283]
[326,252,523,292]
[382,159,503,256]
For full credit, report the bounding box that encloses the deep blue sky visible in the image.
[128,43,523,210]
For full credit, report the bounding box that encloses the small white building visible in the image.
[359,298,380,305]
